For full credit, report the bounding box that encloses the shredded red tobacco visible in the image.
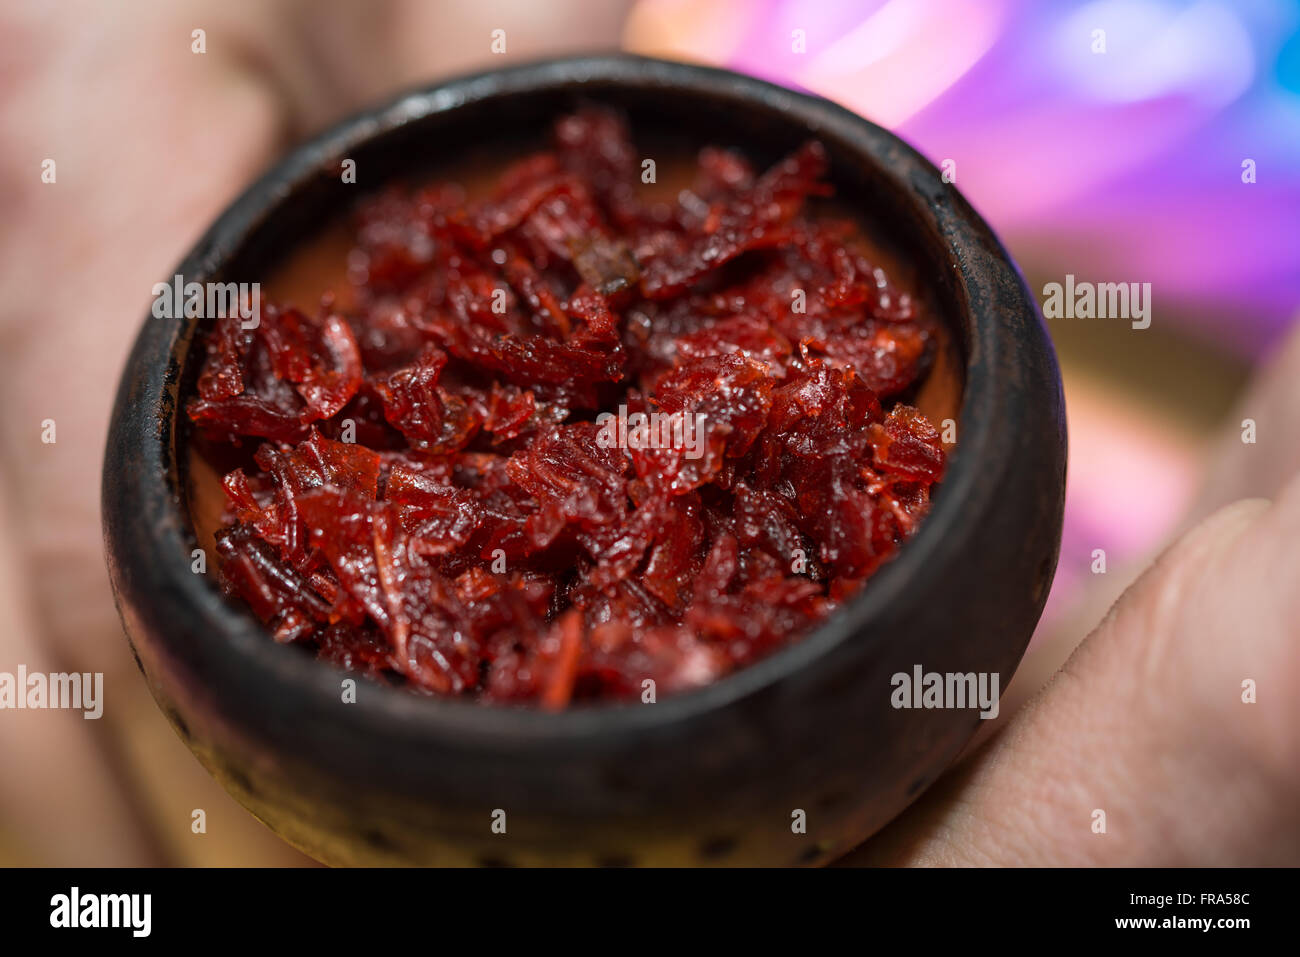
[188,107,947,707]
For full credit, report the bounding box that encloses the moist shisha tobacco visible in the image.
[187,107,947,707]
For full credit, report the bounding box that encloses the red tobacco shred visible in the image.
[187,107,946,705]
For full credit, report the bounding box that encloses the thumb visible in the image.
[847,483,1300,866]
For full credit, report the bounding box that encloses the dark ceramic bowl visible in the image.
[103,54,1065,866]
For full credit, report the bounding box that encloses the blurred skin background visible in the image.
[0,0,1296,866]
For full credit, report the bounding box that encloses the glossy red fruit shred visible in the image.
[188,108,947,707]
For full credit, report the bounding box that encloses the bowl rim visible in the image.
[105,52,1038,746]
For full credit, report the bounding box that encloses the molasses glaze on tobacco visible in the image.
[187,108,945,708]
